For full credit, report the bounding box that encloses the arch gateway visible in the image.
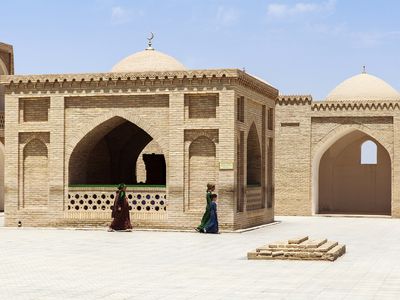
[0,43,277,229]
[275,72,400,217]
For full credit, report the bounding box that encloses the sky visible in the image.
[1,0,400,99]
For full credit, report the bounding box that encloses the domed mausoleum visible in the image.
[111,44,187,73]
[326,72,400,101]
[2,36,400,228]
[275,70,400,217]
[0,38,277,229]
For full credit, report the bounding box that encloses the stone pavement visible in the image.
[0,215,400,299]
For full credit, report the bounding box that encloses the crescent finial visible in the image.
[146,32,155,50]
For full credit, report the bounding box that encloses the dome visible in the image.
[325,73,400,101]
[111,48,187,73]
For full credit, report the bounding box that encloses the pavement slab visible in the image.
[0,215,400,299]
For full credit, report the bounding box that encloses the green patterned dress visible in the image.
[197,191,212,231]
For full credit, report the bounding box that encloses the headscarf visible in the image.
[117,183,126,204]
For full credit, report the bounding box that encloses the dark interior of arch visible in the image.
[247,124,262,186]
[69,117,166,185]
[319,130,391,215]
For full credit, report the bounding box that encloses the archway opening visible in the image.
[69,116,166,186]
[143,154,166,185]
[318,130,391,215]
[247,123,261,186]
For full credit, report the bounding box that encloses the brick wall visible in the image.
[275,98,312,215]
[2,70,277,229]
[20,98,50,122]
[188,136,216,211]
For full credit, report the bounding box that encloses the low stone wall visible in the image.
[66,185,167,216]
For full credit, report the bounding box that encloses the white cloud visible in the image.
[267,0,336,17]
[216,6,239,26]
[111,6,144,24]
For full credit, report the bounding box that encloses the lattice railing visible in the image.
[66,185,167,213]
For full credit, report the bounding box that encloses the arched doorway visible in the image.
[247,123,261,186]
[69,116,166,185]
[246,123,263,211]
[317,130,391,215]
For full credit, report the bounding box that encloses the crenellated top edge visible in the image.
[0,68,278,99]
[312,99,400,111]
[1,69,239,83]
[277,94,313,104]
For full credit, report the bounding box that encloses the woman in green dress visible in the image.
[196,183,215,232]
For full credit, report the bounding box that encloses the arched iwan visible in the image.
[246,123,262,211]
[313,128,391,215]
[68,116,167,186]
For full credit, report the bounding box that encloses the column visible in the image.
[48,95,65,211]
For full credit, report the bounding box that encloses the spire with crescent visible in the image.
[146,32,155,50]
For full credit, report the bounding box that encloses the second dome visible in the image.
[325,73,400,101]
[112,48,187,73]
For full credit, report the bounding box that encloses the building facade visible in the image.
[275,72,400,217]
[2,38,399,227]
[0,42,13,211]
[0,44,277,229]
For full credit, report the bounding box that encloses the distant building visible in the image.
[276,71,398,216]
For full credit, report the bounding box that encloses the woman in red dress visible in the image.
[109,183,132,232]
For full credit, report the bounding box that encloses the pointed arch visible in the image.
[66,111,168,163]
[312,125,391,214]
[23,139,49,208]
[313,127,391,215]
[136,140,166,184]
[188,136,216,211]
[68,116,166,185]
[246,123,261,186]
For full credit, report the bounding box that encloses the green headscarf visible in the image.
[117,183,126,204]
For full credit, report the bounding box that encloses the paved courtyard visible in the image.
[0,215,400,299]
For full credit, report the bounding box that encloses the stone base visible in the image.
[248,236,346,261]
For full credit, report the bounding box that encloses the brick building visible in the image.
[1,38,397,228]
[275,71,399,217]
[0,41,277,229]
[0,42,13,211]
